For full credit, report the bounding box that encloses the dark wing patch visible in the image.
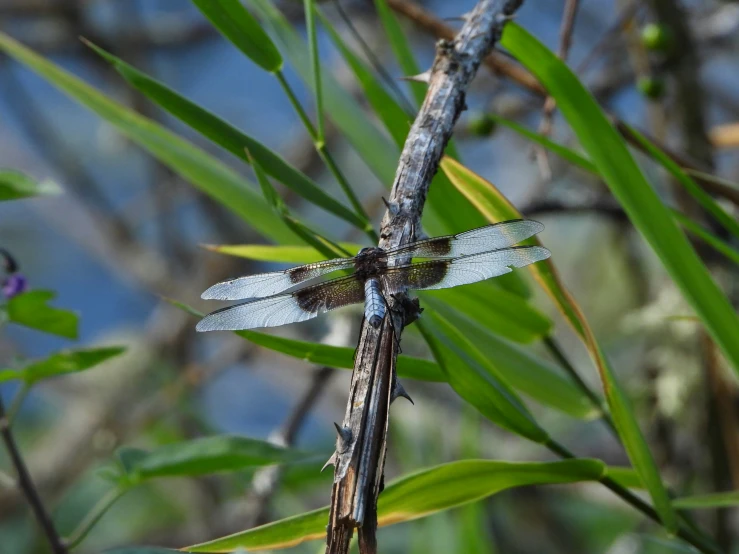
[383,220,544,260]
[197,274,365,331]
[381,246,551,294]
[201,257,356,300]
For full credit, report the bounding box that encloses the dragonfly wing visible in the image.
[384,220,545,260]
[196,274,365,331]
[382,246,551,293]
[201,258,356,300]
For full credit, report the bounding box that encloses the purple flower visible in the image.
[2,274,28,299]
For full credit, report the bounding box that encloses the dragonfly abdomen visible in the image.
[364,278,386,328]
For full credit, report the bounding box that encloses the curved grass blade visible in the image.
[488,114,597,173]
[373,0,426,107]
[672,212,739,266]
[0,169,61,201]
[304,0,324,141]
[484,119,739,267]
[0,33,295,244]
[425,303,597,420]
[420,280,552,344]
[502,23,739,379]
[441,155,677,532]
[621,123,739,240]
[317,8,411,149]
[192,0,282,73]
[441,157,584,337]
[168,298,443,382]
[117,435,310,482]
[673,492,739,510]
[83,41,369,232]
[248,0,397,186]
[202,243,363,263]
[419,312,549,443]
[185,459,605,552]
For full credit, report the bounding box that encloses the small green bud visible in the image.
[637,76,665,100]
[641,23,674,53]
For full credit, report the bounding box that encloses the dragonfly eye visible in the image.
[357,247,373,255]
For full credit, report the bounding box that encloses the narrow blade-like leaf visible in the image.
[118,435,310,482]
[502,23,739,379]
[441,155,677,531]
[673,492,739,510]
[202,243,363,263]
[0,32,295,244]
[419,312,549,443]
[192,0,282,72]
[186,459,605,552]
[0,169,61,201]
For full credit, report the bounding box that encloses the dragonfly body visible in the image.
[196,220,551,332]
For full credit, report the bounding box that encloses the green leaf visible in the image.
[419,280,552,343]
[0,347,125,385]
[672,211,739,267]
[621,123,739,240]
[248,0,397,187]
[373,0,426,107]
[428,305,597,419]
[117,435,310,482]
[318,8,411,149]
[6,290,78,339]
[488,115,597,173]
[304,0,324,141]
[167,298,444,382]
[673,491,739,510]
[0,169,61,201]
[203,243,363,263]
[0,32,295,244]
[440,154,677,531]
[606,466,643,489]
[483,118,739,267]
[419,312,549,443]
[503,23,739,381]
[103,546,179,554]
[186,459,605,552]
[192,0,282,73]
[83,41,368,232]
[441,157,584,337]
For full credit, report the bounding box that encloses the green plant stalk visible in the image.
[6,382,30,425]
[64,485,129,549]
[274,71,376,240]
[545,440,721,554]
[542,337,617,437]
[304,0,324,142]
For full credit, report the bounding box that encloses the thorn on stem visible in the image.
[391,380,414,405]
[333,422,352,452]
[400,70,431,84]
[321,451,338,473]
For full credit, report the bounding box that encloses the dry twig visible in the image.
[324,2,525,553]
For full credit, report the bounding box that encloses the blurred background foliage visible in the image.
[1,0,739,553]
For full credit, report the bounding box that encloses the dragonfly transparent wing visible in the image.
[382,245,551,293]
[196,274,365,331]
[384,220,544,260]
[201,257,356,300]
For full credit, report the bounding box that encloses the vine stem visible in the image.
[546,439,722,554]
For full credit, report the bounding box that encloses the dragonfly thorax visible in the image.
[353,247,388,280]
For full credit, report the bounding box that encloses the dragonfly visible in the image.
[196,219,550,332]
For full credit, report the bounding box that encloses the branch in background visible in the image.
[386,0,739,210]
[0,395,67,554]
[534,0,581,180]
[245,366,335,527]
[326,2,525,553]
